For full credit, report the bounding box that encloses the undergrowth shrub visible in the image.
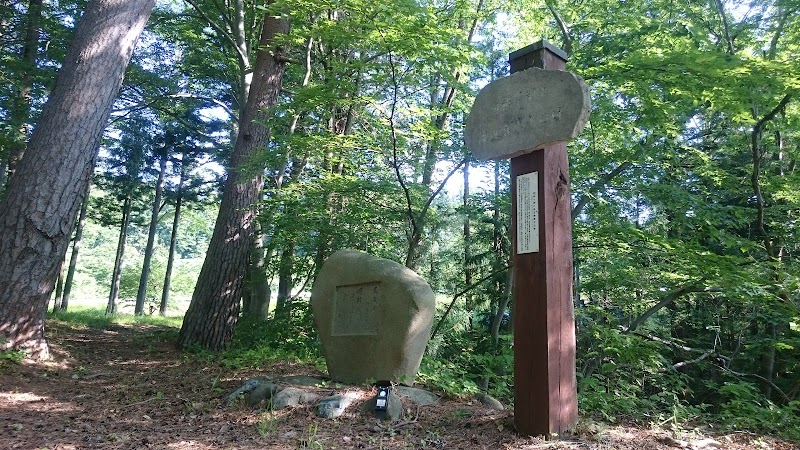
[421,305,514,402]
[220,301,323,369]
[716,381,800,440]
[577,323,690,421]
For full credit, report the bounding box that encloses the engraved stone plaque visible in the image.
[311,249,436,384]
[464,67,590,161]
[516,172,540,254]
[332,281,380,336]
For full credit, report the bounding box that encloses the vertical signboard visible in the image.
[516,172,539,254]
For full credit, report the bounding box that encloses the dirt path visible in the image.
[1,322,796,449]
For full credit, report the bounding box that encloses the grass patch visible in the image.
[49,307,183,329]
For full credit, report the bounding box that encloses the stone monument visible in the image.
[464,40,590,436]
[311,249,436,385]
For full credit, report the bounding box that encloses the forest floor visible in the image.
[0,322,797,450]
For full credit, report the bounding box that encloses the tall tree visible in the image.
[160,153,187,316]
[0,0,155,358]
[134,152,167,315]
[4,0,43,187]
[60,184,91,311]
[178,6,290,350]
[106,195,132,315]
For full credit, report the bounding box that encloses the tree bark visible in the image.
[61,184,91,311]
[107,196,132,315]
[135,154,167,315]
[178,8,290,350]
[0,0,154,358]
[0,159,6,196]
[160,155,186,316]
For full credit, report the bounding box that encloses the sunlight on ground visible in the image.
[0,392,48,403]
[0,392,77,413]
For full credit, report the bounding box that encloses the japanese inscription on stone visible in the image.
[332,281,381,336]
[516,172,539,254]
[464,67,591,162]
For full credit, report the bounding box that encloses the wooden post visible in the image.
[510,40,578,436]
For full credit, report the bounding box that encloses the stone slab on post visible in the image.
[509,40,578,437]
[464,40,585,436]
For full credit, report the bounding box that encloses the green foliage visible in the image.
[0,347,25,364]
[716,381,800,440]
[218,302,323,369]
[418,357,481,399]
[422,300,513,402]
[576,310,688,421]
[255,411,280,437]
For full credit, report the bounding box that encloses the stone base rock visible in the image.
[317,392,361,419]
[277,375,327,387]
[272,387,321,409]
[360,391,403,421]
[245,381,281,407]
[395,386,439,406]
[226,376,441,422]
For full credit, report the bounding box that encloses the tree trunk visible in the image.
[61,185,91,311]
[0,159,7,195]
[107,196,133,315]
[244,220,271,320]
[178,9,290,350]
[402,1,483,270]
[275,243,294,316]
[749,95,792,397]
[6,0,43,185]
[52,266,65,312]
[763,323,777,399]
[135,155,167,315]
[463,158,472,309]
[160,156,186,316]
[481,265,513,390]
[0,0,154,358]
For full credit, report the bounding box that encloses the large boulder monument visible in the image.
[311,249,435,385]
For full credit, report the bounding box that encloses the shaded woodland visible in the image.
[1,0,799,441]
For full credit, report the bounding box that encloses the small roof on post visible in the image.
[509,40,569,62]
[509,40,569,74]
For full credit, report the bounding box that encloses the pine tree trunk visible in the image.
[107,196,133,315]
[61,185,91,311]
[178,9,290,350]
[0,0,154,358]
[135,155,167,315]
[160,156,186,316]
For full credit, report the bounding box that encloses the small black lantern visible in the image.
[374,380,392,419]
